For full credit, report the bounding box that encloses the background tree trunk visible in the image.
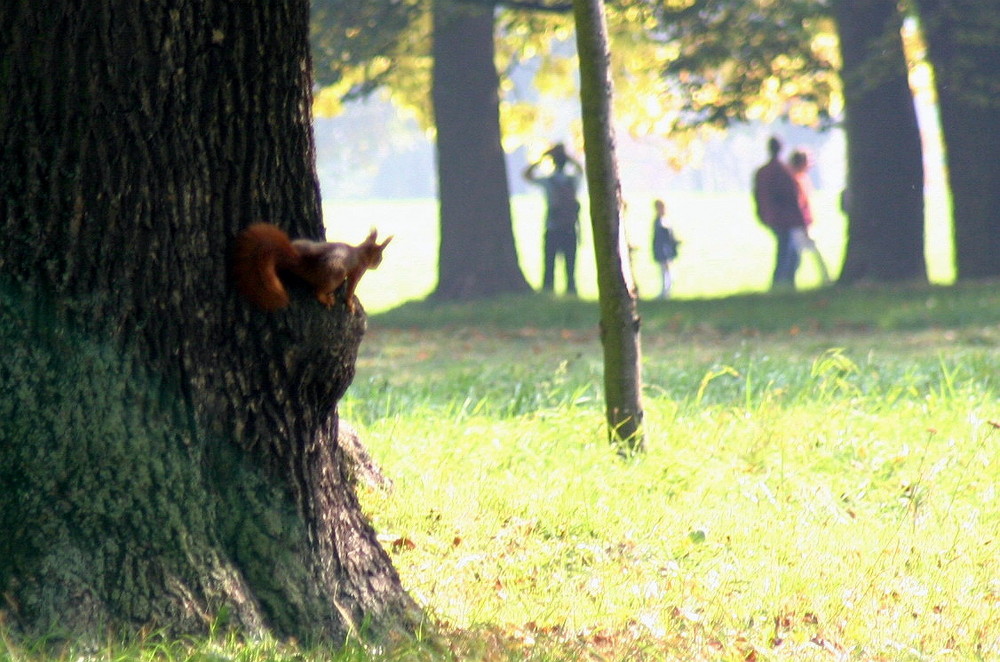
[572,0,644,452]
[0,0,416,645]
[835,0,927,284]
[431,0,533,299]
[915,0,1000,280]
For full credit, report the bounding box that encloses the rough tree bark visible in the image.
[915,0,1000,280]
[431,0,534,299]
[834,1,927,284]
[572,0,644,452]
[0,0,417,646]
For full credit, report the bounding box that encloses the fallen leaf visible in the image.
[377,533,416,552]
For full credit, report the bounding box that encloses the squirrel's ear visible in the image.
[379,235,393,248]
[366,228,378,241]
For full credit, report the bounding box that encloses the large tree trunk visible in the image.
[915,0,1000,280]
[835,1,927,284]
[0,0,416,645]
[431,0,533,299]
[573,0,644,452]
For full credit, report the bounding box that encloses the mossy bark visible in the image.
[0,0,417,646]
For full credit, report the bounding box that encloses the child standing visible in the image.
[651,199,679,299]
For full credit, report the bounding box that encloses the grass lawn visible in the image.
[337,283,1000,660]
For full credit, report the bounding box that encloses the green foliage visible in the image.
[310,0,425,91]
[654,0,840,128]
[309,0,844,157]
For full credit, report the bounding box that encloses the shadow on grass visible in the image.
[371,280,1000,336]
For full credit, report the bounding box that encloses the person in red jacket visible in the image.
[753,136,808,290]
[788,149,832,285]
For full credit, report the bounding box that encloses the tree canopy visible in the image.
[310,0,841,157]
[310,0,997,285]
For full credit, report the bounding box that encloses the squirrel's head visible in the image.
[363,229,392,267]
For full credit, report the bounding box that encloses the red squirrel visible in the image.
[232,223,392,313]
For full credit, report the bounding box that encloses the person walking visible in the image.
[651,198,679,299]
[752,136,808,290]
[524,143,583,295]
[788,149,831,285]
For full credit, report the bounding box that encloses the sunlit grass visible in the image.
[326,284,1000,660]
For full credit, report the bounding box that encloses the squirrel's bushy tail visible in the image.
[232,223,300,310]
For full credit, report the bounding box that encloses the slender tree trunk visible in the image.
[835,0,927,284]
[915,0,1000,279]
[431,0,533,299]
[0,0,416,645]
[572,0,644,452]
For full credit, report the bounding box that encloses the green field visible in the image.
[323,188,955,313]
[338,282,1000,660]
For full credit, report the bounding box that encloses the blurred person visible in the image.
[650,198,680,299]
[752,136,808,290]
[524,143,583,295]
[788,149,831,285]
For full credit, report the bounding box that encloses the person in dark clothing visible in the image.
[524,143,583,295]
[752,136,808,290]
[651,198,679,298]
